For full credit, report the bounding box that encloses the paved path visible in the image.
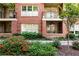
[58,46,79,56]
[0,39,76,46]
[27,40,74,46]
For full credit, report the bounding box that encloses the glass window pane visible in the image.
[28,6,32,11]
[22,6,26,11]
[33,6,38,11]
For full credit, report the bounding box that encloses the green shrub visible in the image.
[21,32,43,39]
[0,36,7,39]
[51,40,61,48]
[27,42,58,56]
[53,37,64,41]
[0,36,28,55]
[13,33,21,36]
[66,33,76,40]
[72,41,79,50]
[76,34,79,38]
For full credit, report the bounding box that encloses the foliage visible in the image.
[51,40,61,48]
[0,36,7,39]
[13,33,21,36]
[27,42,58,56]
[0,36,28,55]
[60,3,79,32]
[76,34,79,38]
[0,3,15,9]
[53,37,65,41]
[60,4,79,48]
[21,32,43,39]
[66,33,77,40]
[72,41,79,50]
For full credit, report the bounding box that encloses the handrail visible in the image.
[42,11,59,19]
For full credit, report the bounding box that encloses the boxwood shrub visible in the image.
[21,32,43,39]
[51,40,61,48]
[27,42,58,56]
[72,41,79,50]
[66,33,76,40]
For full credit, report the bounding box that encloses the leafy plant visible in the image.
[53,37,65,41]
[0,36,29,55]
[66,33,76,40]
[13,33,21,36]
[27,42,58,56]
[51,40,61,48]
[72,41,79,50]
[21,32,43,39]
[60,4,79,48]
[0,36,7,39]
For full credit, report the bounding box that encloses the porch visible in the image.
[0,21,11,33]
[42,21,66,38]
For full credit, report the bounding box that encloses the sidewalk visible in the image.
[27,40,74,46]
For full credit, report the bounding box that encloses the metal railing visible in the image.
[0,12,17,18]
[42,11,59,19]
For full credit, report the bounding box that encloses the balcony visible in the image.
[43,3,63,21]
[0,11,17,21]
[0,3,17,21]
[42,11,62,21]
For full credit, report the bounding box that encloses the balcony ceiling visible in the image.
[44,3,63,7]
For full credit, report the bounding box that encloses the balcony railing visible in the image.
[0,12,16,18]
[42,11,62,21]
[0,12,17,21]
[43,11,59,19]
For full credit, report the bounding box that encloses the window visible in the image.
[22,6,26,11]
[28,6,32,11]
[70,24,79,31]
[21,5,38,16]
[70,24,79,34]
[21,24,39,33]
[33,6,38,11]
[46,21,62,33]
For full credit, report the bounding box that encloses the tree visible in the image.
[60,3,79,49]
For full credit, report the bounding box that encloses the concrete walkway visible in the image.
[27,40,74,46]
[0,39,76,46]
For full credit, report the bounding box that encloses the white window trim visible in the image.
[21,5,39,16]
[21,24,39,33]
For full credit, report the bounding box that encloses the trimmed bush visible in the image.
[51,40,61,48]
[13,33,21,36]
[53,37,65,41]
[21,32,43,39]
[27,42,58,56]
[0,36,29,55]
[66,33,76,40]
[0,36,7,39]
[72,41,79,50]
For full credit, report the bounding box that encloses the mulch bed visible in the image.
[58,46,79,56]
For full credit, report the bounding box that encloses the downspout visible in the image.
[41,11,43,36]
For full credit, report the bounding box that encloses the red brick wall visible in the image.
[13,3,68,38]
[15,3,44,33]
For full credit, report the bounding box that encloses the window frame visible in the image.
[21,24,39,33]
[21,5,38,11]
[21,5,39,16]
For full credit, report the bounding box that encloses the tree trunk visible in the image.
[66,23,71,50]
[67,29,70,49]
